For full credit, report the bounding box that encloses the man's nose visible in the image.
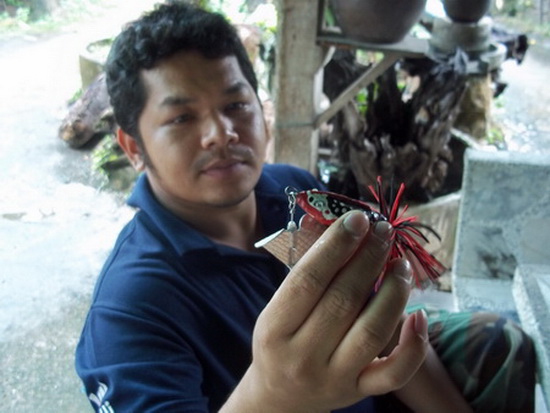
[201,114,238,148]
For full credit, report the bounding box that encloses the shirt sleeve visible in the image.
[76,305,209,413]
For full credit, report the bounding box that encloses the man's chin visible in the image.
[204,176,260,208]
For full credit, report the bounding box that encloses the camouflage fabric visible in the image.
[374,306,536,413]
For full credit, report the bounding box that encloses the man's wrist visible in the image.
[219,366,329,413]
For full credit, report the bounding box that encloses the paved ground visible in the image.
[493,32,550,153]
[0,5,549,411]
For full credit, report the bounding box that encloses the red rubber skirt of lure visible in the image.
[296,177,446,289]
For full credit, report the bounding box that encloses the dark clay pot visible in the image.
[329,0,427,44]
[443,0,491,23]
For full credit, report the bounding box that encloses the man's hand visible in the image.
[222,211,429,413]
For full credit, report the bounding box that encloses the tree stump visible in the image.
[324,51,469,202]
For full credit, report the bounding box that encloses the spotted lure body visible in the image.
[294,177,446,288]
[295,189,385,226]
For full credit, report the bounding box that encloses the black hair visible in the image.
[105,1,259,141]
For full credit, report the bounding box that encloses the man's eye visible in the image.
[226,102,247,111]
[172,114,192,124]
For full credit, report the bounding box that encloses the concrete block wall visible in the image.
[452,149,550,314]
[513,264,550,411]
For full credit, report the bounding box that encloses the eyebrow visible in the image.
[159,81,250,108]
[224,81,249,96]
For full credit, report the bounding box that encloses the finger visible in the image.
[357,309,429,396]
[330,258,412,373]
[295,220,393,355]
[261,211,370,337]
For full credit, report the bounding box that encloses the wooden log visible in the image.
[58,73,114,148]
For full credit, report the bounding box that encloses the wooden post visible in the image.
[274,0,327,172]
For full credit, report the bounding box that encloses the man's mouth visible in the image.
[201,158,247,177]
[198,146,254,177]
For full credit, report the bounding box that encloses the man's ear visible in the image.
[117,128,145,171]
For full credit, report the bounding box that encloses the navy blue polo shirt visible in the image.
[75,163,374,413]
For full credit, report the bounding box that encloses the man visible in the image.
[76,3,535,412]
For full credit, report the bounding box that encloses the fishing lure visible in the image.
[254,177,445,289]
[294,177,445,288]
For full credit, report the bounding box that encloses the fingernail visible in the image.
[373,221,392,239]
[401,259,412,283]
[342,211,369,238]
[415,309,428,342]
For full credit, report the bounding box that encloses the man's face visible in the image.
[133,50,268,214]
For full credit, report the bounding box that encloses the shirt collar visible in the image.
[126,168,292,256]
